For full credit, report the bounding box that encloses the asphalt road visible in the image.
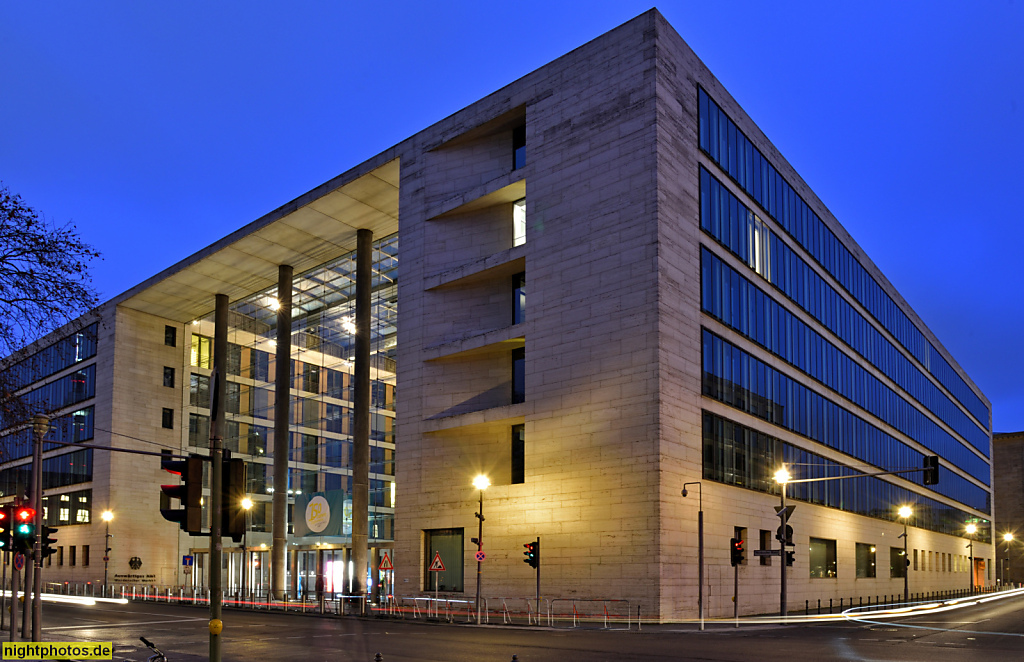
[27,592,1024,662]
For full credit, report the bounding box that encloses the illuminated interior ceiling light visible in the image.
[269,299,281,311]
[341,317,356,334]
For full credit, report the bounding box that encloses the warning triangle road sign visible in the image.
[378,552,394,571]
[428,551,446,572]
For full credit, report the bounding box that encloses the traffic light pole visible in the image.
[779,485,787,619]
[31,414,47,642]
[209,293,228,662]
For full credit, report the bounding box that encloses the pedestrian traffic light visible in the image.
[923,455,940,485]
[0,507,10,552]
[13,505,36,553]
[222,457,246,543]
[730,538,745,566]
[39,525,58,559]
[160,454,203,534]
[523,540,540,569]
[785,551,795,567]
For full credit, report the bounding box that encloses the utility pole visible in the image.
[209,293,228,662]
[31,414,48,642]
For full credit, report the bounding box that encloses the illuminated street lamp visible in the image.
[966,522,978,592]
[898,506,912,601]
[472,475,489,625]
[1002,532,1014,586]
[241,498,253,601]
[101,510,114,592]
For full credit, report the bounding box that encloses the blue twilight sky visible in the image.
[1,2,1021,432]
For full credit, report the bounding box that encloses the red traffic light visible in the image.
[15,507,35,522]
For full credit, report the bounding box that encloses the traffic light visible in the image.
[523,539,540,569]
[0,506,10,552]
[39,525,58,560]
[730,538,745,566]
[222,457,246,543]
[923,455,940,485]
[13,505,36,553]
[160,454,203,534]
[785,551,795,567]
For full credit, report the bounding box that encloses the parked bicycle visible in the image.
[140,637,166,662]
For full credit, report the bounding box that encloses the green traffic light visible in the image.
[17,523,31,535]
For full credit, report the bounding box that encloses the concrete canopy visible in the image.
[116,159,399,322]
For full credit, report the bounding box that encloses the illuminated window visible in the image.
[513,199,526,247]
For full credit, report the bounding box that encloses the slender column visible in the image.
[210,293,228,662]
[352,229,373,609]
[272,265,293,600]
[31,414,47,641]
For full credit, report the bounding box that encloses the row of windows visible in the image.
[701,328,990,510]
[0,406,94,462]
[4,323,98,392]
[188,373,394,418]
[40,488,92,527]
[701,251,991,490]
[186,416,395,477]
[187,409,394,455]
[17,364,95,420]
[699,168,989,455]
[698,88,989,427]
[702,411,991,543]
[0,449,93,500]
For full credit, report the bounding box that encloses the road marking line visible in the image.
[45,617,208,630]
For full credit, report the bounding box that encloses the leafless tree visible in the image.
[0,182,101,426]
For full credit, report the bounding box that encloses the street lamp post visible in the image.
[472,475,489,625]
[966,523,977,593]
[774,466,791,619]
[681,482,704,631]
[1002,533,1013,586]
[241,498,252,602]
[898,506,912,602]
[101,510,114,593]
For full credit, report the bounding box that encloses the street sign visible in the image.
[378,552,393,571]
[754,550,782,557]
[774,505,795,519]
[13,553,24,571]
[428,551,445,572]
[182,555,194,566]
[184,566,192,575]
[475,551,486,562]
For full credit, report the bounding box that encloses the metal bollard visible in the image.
[512,656,519,661]
[374,654,383,662]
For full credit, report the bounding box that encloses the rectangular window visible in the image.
[809,537,837,578]
[913,548,918,571]
[162,408,174,429]
[163,366,175,388]
[512,125,526,170]
[856,543,876,578]
[759,530,772,566]
[191,334,212,369]
[513,199,526,247]
[83,545,90,567]
[511,424,525,484]
[70,546,77,567]
[513,272,525,325]
[58,547,63,566]
[424,528,464,592]
[511,348,525,404]
[190,373,211,408]
[164,325,176,347]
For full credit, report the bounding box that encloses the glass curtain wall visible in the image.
[185,233,397,593]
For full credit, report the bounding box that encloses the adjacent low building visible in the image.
[0,10,994,620]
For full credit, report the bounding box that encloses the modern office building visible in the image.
[993,432,1022,585]
[0,10,993,620]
